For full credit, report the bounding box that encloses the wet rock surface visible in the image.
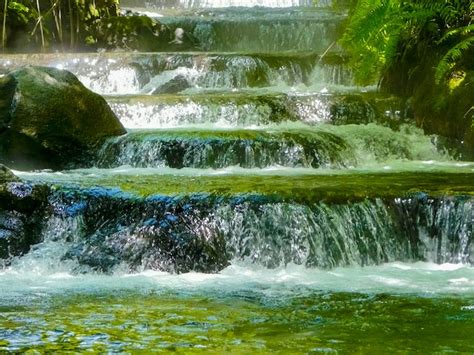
[0,169,49,261]
[149,74,191,94]
[15,186,469,273]
[0,66,126,170]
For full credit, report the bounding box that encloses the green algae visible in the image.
[87,172,474,202]
[21,170,474,203]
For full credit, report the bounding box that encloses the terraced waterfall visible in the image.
[0,0,473,352]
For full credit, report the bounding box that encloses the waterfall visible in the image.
[0,0,473,351]
[5,188,472,274]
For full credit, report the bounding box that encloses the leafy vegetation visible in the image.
[340,0,473,157]
[0,0,162,51]
[341,0,473,87]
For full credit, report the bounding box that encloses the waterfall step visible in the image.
[10,169,474,272]
[120,0,328,9]
[17,165,474,201]
[106,92,406,128]
[121,7,346,53]
[93,125,446,169]
[0,52,352,95]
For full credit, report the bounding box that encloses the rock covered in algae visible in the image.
[0,66,126,170]
[0,164,19,184]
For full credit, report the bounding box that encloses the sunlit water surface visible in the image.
[1,262,474,352]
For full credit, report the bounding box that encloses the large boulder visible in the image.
[0,66,126,170]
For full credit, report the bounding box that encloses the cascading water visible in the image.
[107,93,404,128]
[0,52,351,95]
[121,0,324,9]
[1,0,473,352]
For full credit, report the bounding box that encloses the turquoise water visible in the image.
[1,263,474,352]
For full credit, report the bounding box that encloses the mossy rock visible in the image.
[0,164,19,184]
[412,70,474,159]
[0,66,126,170]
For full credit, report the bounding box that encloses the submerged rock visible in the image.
[0,66,126,170]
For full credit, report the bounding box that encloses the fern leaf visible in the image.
[435,36,474,83]
[438,24,474,44]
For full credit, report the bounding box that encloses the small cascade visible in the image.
[152,8,345,52]
[94,125,445,169]
[121,0,322,9]
[95,129,354,169]
[107,93,404,128]
[7,188,472,274]
[219,197,473,268]
[0,0,472,280]
[0,52,351,95]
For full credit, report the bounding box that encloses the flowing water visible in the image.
[1,0,474,352]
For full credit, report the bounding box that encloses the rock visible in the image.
[0,210,30,260]
[53,189,230,273]
[0,164,19,184]
[93,15,198,52]
[151,74,191,94]
[0,66,126,170]
[329,94,409,128]
[0,130,56,171]
[0,173,50,261]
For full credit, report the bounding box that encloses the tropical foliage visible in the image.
[0,0,162,51]
[341,0,473,87]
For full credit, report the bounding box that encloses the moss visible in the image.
[0,76,16,129]
[24,170,474,204]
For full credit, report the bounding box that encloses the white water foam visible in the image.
[123,0,320,9]
[14,160,474,183]
[1,261,473,298]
